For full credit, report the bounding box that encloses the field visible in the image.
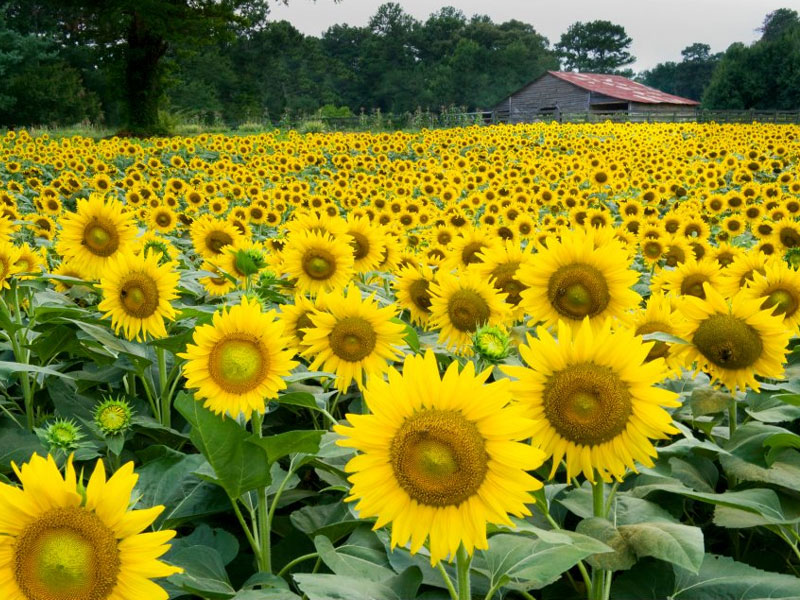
[1,122,800,600]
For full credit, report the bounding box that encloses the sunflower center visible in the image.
[543,363,632,446]
[460,242,485,265]
[491,261,525,305]
[408,278,432,313]
[82,219,119,258]
[329,317,377,362]
[209,335,268,393]
[206,231,233,254]
[119,273,159,319]
[302,250,336,280]
[780,228,800,248]
[680,274,709,299]
[14,507,120,600]
[548,264,610,320]
[762,288,798,317]
[447,289,490,332]
[692,314,763,370]
[390,410,488,507]
[635,321,671,361]
[156,213,171,227]
[295,312,314,341]
[643,241,662,259]
[349,232,370,260]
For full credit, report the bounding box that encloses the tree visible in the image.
[640,43,720,102]
[3,1,307,134]
[759,8,800,41]
[555,20,635,73]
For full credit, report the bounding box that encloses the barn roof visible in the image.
[549,71,700,105]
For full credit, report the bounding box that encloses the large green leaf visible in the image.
[294,574,401,600]
[479,531,610,591]
[248,429,324,464]
[168,545,236,599]
[174,392,272,499]
[313,535,397,582]
[670,554,800,599]
[0,426,43,473]
[618,521,704,573]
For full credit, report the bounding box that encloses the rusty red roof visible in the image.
[548,71,700,106]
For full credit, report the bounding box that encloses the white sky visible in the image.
[268,0,800,70]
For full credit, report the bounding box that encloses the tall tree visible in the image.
[3,1,301,134]
[759,8,800,41]
[639,43,719,101]
[555,20,634,73]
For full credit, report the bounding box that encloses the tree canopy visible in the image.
[555,20,635,74]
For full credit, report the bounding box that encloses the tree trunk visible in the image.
[125,12,168,134]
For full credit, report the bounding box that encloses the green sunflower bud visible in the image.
[44,419,84,452]
[93,397,133,435]
[473,324,511,363]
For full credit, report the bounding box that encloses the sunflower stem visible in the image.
[538,499,592,596]
[728,396,738,438]
[156,346,170,429]
[591,477,609,600]
[277,552,318,578]
[437,562,459,600]
[6,284,34,430]
[456,545,471,600]
[231,498,261,563]
[252,411,272,574]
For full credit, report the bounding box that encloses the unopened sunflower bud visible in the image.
[473,325,511,362]
[94,397,133,435]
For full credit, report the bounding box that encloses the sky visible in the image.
[268,0,800,71]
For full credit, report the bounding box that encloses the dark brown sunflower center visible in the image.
[14,506,120,600]
[390,409,488,507]
[692,314,763,370]
[680,274,709,299]
[329,317,377,362]
[664,246,686,267]
[447,289,490,332]
[205,231,233,254]
[643,241,663,259]
[490,261,525,306]
[119,273,160,319]
[295,311,314,341]
[780,227,800,248]
[635,321,671,361]
[209,334,268,393]
[348,231,370,261]
[155,212,172,227]
[548,263,610,320]
[302,249,336,280]
[762,288,798,318]
[82,218,120,257]
[408,278,432,313]
[460,242,486,266]
[543,362,632,445]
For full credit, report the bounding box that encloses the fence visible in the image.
[491,109,800,125]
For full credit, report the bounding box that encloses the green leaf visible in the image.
[135,450,230,527]
[313,535,397,582]
[618,521,704,573]
[575,518,635,571]
[168,545,235,599]
[560,487,676,524]
[174,393,272,498]
[0,426,43,473]
[291,502,363,543]
[249,430,324,464]
[0,360,74,380]
[687,387,730,416]
[479,531,611,591]
[294,574,401,600]
[720,422,800,489]
[669,554,800,599]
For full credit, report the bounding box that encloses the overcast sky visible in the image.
[268,0,800,71]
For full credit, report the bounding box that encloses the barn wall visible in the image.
[498,74,589,123]
[630,102,698,115]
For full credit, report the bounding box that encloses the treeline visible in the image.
[1,2,800,130]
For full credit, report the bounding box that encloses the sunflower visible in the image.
[660,258,724,300]
[474,241,533,321]
[50,261,86,293]
[717,252,771,297]
[180,296,298,420]
[519,227,640,331]
[198,261,236,297]
[429,269,510,353]
[302,286,405,392]
[189,214,244,261]
[0,454,180,600]
[281,229,355,295]
[55,194,137,279]
[98,251,179,342]
[441,227,498,272]
[134,231,179,265]
[335,351,544,565]
[279,293,329,354]
[503,319,680,482]
[12,243,46,280]
[147,206,177,234]
[675,284,791,393]
[393,264,435,327]
[630,292,683,372]
[741,261,800,331]
[344,215,385,274]
[0,241,22,290]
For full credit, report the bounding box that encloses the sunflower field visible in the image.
[1,122,800,600]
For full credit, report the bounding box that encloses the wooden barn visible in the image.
[493,71,699,123]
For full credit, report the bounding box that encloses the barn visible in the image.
[493,71,699,123]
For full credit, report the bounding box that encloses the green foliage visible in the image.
[639,43,720,102]
[555,20,635,74]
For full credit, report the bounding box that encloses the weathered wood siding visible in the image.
[494,74,589,123]
[629,102,697,116]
